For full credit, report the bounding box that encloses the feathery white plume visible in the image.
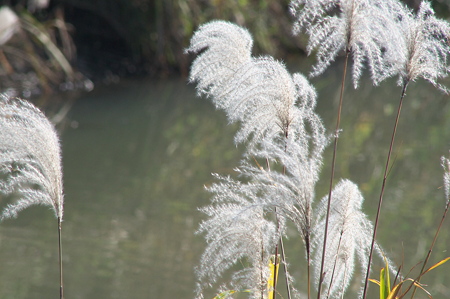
[396,1,450,93]
[188,20,327,298]
[312,179,392,298]
[290,0,407,87]
[0,95,63,220]
[195,174,278,299]
[187,21,321,149]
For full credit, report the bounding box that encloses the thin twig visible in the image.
[304,231,311,299]
[279,237,292,299]
[326,230,344,299]
[362,81,409,299]
[317,50,350,299]
[272,133,290,299]
[58,217,64,299]
[409,196,450,298]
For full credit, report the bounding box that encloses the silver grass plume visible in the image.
[186,20,252,103]
[290,0,406,87]
[196,174,279,299]
[195,133,326,299]
[242,85,327,248]
[186,20,320,149]
[188,20,327,298]
[395,1,450,93]
[312,180,393,298]
[0,95,63,220]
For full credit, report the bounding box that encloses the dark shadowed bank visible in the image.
[1,0,450,99]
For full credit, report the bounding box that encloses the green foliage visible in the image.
[370,257,450,299]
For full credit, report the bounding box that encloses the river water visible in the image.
[0,68,449,298]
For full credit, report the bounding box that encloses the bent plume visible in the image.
[0,94,63,221]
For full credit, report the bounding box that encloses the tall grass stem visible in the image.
[362,81,409,299]
[58,217,64,299]
[317,50,350,299]
[279,237,293,299]
[409,198,450,298]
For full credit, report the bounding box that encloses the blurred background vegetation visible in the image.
[0,0,449,98]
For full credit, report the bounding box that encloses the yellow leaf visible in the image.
[268,255,280,299]
[386,281,405,299]
[369,279,381,286]
[411,281,432,298]
[423,257,450,274]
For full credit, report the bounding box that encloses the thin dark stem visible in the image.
[317,50,350,299]
[326,230,344,299]
[307,251,311,299]
[272,136,289,299]
[362,81,409,299]
[272,156,280,299]
[279,237,292,299]
[58,217,64,299]
[409,198,450,298]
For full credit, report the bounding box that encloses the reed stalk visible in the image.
[362,81,409,299]
[408,196,450,299]
[279,237,293,299]
[317,49,350,299]
[58,217,64,299]
[272,132,296,299]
